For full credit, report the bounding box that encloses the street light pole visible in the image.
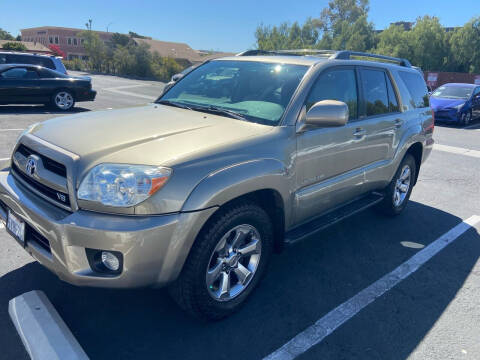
[106,22,113,33]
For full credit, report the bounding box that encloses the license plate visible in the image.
[7,210,25,245]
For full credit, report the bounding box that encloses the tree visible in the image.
[449,17,480,73]
[376,24,413,60]
[49,44,66,58]
[409,16,448,71]
[0,28,14,40]
[255,0,375,52]
[78,29,107,72]
[1,42,27,51]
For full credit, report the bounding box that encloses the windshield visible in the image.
[158,60,309,125]
[432,85,473,99]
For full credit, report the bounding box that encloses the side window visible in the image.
[360,69,389,117]
[1,68,29,79]
[386,74,400,112]
[398,71,429,108]
[39,58,55,69]
[306,68,358,120]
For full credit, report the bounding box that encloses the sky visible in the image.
[1,0,479,52]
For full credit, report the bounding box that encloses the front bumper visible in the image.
[76,89,96,102]
[433,109,461,123]
[0,171,216,288]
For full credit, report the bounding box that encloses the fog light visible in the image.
[101,251,120,271]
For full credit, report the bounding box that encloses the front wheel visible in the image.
[376,154,416,216]
[169,202,273,321]
[461,111,472,126]
[51,90,75,111]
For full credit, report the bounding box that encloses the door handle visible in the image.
[353,128,366,138]
[394,119,404,128]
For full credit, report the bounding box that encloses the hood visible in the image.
[430,97,467,110]
[30,104,273,167]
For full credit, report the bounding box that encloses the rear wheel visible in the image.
[51,90,75,111]
[376,154,416,216]
[169,201,273,321]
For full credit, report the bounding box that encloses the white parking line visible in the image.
[0,128,23,132]
[264,215,480,360]
[0,158,9,161]
[433,144,480,158]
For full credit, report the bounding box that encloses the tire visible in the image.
[376,154,416,216]
[169,201,274,321]
[461,111,472,126]
[51,90,75,111]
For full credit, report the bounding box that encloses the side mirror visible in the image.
[305,100,349,128]
[171,73,184,82]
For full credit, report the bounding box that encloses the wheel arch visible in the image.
[405,142,423,185]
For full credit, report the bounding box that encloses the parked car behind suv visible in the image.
[0,50,433,320]
[0,51,67,74]
[0,64,96,110]
[430,83,480,126]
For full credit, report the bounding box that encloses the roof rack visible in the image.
[236,49,412,67]
[332,51,411,67]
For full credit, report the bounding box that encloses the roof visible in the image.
[133,38,234,63]
[215,55,322,66]
[0,40,52,53]
[21,26,111,36]
[441,83,477,88]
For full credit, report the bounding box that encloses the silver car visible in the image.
[0,50,433,320]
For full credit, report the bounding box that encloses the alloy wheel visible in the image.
[393,165,411,207]
[55,92,74,110]
[206,224,262,301]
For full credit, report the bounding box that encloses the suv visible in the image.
[0,51,67,74]
[0,50,433,320]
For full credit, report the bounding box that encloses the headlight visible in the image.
[77,164,172,207]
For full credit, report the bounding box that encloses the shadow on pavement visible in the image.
[0,201,478,360]
[0,105,90,115]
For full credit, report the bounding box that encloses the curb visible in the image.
[9,290,89,360]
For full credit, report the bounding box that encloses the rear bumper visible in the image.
[76,90,96,102]
[0,170,216,288]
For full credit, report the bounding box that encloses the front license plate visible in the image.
[7,210,25,245]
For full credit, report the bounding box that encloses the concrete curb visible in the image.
[9,290,89,360]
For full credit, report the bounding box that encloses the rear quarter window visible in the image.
[398,71,429,108]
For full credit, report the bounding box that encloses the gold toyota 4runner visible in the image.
[0,50,434,320]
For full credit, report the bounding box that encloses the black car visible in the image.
[0,64,96,111]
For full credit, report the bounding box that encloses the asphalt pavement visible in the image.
[0,72,479,360]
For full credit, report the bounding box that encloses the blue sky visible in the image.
[2,0,479,52]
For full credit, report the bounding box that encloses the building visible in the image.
[21,26,111,61]
[0,40,52,54]
[21,26,234,65]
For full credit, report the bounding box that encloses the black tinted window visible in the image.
[361,69,389,116]
[386,75,400,112]
[399,71,429,108]
[307,68,358,120]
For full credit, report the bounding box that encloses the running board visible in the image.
[285,192,384,245]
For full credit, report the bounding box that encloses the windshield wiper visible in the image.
[156,100,192,110]
[191,105,247,120]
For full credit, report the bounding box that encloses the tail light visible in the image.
[426,109,435,132]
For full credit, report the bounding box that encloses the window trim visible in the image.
[356,66,402,121]
[303,65,360,122]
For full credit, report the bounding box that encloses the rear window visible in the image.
[399,71,429,108]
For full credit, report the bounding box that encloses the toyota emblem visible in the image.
[25,156,37,177]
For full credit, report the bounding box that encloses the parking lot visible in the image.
[1,72,480,360]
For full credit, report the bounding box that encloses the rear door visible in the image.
[357,67,403,190]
